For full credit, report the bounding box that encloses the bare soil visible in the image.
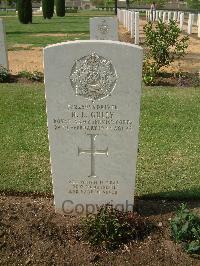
[8,47,43,74]
[8,19,200,75]
[0,195,200,266]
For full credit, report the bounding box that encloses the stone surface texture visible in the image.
[44,40,143,214]
[0,18,8,69]
[90,17,118,41]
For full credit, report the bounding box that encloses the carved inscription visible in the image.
[78,134,108,178]
[53,104,134,133]
[68,179,119,195]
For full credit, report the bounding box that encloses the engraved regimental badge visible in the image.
[97,19,109,35]
[69,52,117,101]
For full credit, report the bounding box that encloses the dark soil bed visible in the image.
[153,72,200,87]
[0,195,200,265]
[1,71,199,87]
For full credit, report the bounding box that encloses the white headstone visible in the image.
[131,11,135,38]
[167,11,172,23]
[173,11,177,21]
[44,40,143,215]
[90,17,118,41]
[123,10,126,27]
[148,10,151,21]
[126,10,129,29]
[188,13,193,34]
[159,11,162,20]
[149,10,151,21]
[0,18,8,69]
[177,11,181,22]
[190,13,195,25]
[162,12,166,23]
[180,12,184,31]
[134,12,139,45]
[120,9,123,23]
[128,11,132,32]
[119,9,122,23]
[156,11,159,21]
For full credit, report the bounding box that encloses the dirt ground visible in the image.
[0,195,200,266]
[7,18,200,74]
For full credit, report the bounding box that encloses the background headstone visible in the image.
[128,11,132,32]
[0,18,8,69]
[44,40,143,215]
[173,11,177,21]
[135,12,139,45]
[188,13,193,34]
[180,12,184,31]
[177,11,181,22]
[123,10,126,27]
[131,11,135,38]
[156,11,159,21]
[159,11,162,20]
[90,17,118,41]
[126,10,129,29]
[167,11,172,23]
[162,12,166,23]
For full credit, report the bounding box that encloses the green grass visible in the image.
[0,84,200,199]
[0,10,16,16]
[0,83,51,194]
[1,11,114,48]
[136,87,200,199]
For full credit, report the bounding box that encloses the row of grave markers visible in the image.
[117,9,140,44]
[146,10,200,36]
[118,9,200,39]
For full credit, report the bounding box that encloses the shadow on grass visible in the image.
[7,30,89,35]
[139,187,200,200]
[135,187,200,216]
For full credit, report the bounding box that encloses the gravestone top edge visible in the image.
[43,40,143,51]
[90,16,117,19]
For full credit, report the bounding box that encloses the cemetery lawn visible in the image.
[2,12,114,49]
[0,84,200,199]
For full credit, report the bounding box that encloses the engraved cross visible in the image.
[78,134,108,178]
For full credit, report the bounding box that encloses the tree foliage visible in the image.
[55,0,65,17]
[42,0,54,19]
[17,0,32,24]
[91,0,105,6]
[186,0,200,9]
